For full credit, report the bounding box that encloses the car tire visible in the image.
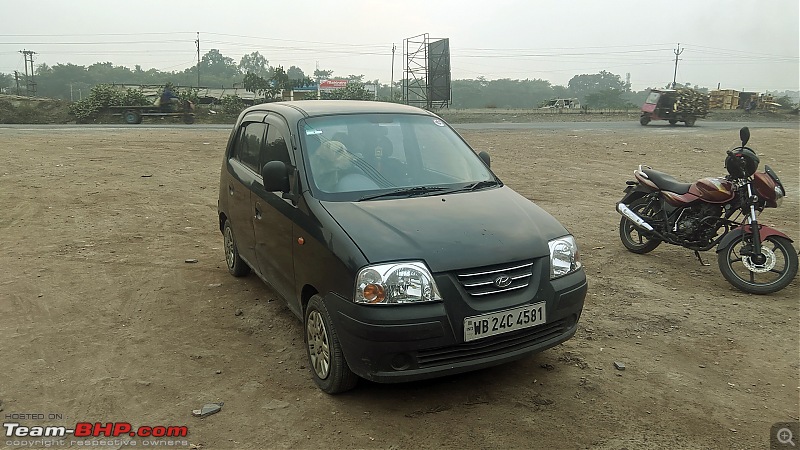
[639,115,650,126]
[223,219,250,277]
[305,295,358,394]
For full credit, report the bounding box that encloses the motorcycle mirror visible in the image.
[739,127,750,146]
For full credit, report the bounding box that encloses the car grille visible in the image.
[456,260,534,296]
[416,317,571,369]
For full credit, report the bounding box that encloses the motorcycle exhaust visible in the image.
[617,203,654,231]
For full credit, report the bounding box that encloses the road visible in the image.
[0,121,796,132]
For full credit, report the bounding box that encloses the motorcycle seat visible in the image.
[642,169,692,194]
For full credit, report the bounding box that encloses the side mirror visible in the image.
[739,127,750,147]
[478,151,491,168]
[262,160,290,193]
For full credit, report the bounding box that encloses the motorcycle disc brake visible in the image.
[742,247,777,273]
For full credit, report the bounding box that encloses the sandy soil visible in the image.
[0,123,798,450]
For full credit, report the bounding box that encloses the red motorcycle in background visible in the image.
[616,127,797,294]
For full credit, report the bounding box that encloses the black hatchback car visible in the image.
[218,100,587,393]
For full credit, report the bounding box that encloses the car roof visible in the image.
[240,100,437,122]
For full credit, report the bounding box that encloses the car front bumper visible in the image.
[326,267,587,383]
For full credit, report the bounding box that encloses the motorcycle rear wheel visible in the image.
[718,235,798,294]
[619,197,662,254]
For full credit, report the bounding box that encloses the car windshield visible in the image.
[299,113,496,201]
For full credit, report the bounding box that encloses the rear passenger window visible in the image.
[232,122,266,172]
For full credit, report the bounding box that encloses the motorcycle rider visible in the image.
[159,83,180,112]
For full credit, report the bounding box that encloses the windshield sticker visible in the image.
[305,128,323,135]
[433,119,445,127]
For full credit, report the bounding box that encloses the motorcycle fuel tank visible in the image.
[688,177,735,203]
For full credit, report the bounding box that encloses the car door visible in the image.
[225,114,267,267]
[251,117,297,302]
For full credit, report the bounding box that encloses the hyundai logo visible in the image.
[494,275,512,288]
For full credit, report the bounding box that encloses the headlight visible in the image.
[355,261,442,305]
[774,185,784,207]
[548,235,581,279]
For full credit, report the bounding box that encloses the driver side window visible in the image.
[232,122,266,173]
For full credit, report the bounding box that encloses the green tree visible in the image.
[239,51,271,78]
[568,71,630,103]
[320,81,374,100]
[200,49,240,79]
[0,72,13,93]
[243,72,275,100]
[287,66,306,81]
[584,89,637,110]
[313,68,333,80]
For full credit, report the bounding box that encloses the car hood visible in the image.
[320,186,569,272]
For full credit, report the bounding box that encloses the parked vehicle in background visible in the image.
[541,98,581,109]
[217,100,588,394]
[639,88,709,127]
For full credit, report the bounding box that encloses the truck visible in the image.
[639,88,709,127]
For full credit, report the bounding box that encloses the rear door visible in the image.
[251,116,297,302]
[225,113,267,266]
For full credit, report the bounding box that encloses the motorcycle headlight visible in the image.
[548,235,581,279]
[774,185,784,207]
[355,261,442,305]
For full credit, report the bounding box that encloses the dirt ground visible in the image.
[1,122,798,450]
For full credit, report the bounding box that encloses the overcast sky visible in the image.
[1,0,798,92]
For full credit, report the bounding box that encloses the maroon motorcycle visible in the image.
[616,127,797,294]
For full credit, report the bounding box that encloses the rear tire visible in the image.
[305,295,358,394]
[684,117,696,127]
[668,119,678,125]
[717,234,798,294]
[619,197,662,254]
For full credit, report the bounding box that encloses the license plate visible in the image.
[463,302,546,342]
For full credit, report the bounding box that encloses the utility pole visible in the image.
[672,43,683,89]
[19,50,37,96]
[14,71,21,95]
[391,44,396,100]
[196,32,201,87]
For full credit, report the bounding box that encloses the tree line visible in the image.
[2,48,794,111]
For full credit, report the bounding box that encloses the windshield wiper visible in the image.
[465,179,501,191]
[433,180,501,195]
[358,186,448,201]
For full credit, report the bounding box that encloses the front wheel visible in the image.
[305,295,358,394]
[639,115,650,126]
[619,197,662,254]
[223,220,250,277]
[718,235,798,294]
[123,110,141,125]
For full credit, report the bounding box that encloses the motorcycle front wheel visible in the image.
[718,235,798,294]
[619,197,662,254]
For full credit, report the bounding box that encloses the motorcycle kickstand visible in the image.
[694,250,711,266]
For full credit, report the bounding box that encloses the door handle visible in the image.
[254,207,262,220]
[228,185,234,196]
